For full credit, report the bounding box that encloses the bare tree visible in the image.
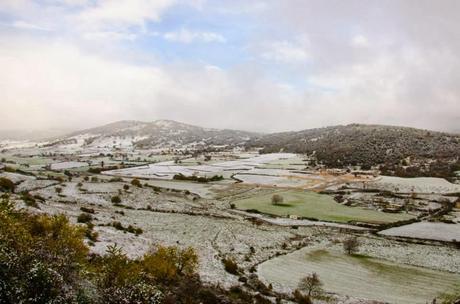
[298,272,323,297]
[343,237,360,255]
[271,194,284,205]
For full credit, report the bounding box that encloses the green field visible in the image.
[258,247,460,304]
[233,190,413,224]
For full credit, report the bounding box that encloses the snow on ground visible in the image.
[229,209,368,230]
[104,153,298,180]
[233,174,321,188]
[0,172,36,183]
[16,179,58,192]
[358,176,460,194]
[50,161,88,170]
[257,244,460,304]
[379,221,460,242]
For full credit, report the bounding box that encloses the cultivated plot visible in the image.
[257,247,460,304]
[232,190,414,224]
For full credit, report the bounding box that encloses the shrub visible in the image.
[21,192,38,208]
[0,177,15,193]
[0,199,88,303]
[123,184,129,191]
[222,258,239,275]
[131,179,142,187]
[293,289,313,304]
[143,245,198,281]
[173,174,223,183]
[80,206,95,214]
[111,196,121,204]
[55,187,62,194]
[77,213,93,224]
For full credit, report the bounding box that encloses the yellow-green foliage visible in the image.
[0,197,88,303]
[93,244,197,303]
[0,197,260,304]
[143,245,198,281]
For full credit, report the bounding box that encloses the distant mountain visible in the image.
[44,121,460,171]
[0,129,71,141]
[46,120,260,149]
[249,124,460,167]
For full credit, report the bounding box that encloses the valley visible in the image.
[0,120,459,304]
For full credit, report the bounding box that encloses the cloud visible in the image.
[82,30,137,41]
[77,0,176,29]
[0,1,460,133]
[11,20,50,31]
[259,39,309,64]
[351,34,369,48]
[163,28,226,43]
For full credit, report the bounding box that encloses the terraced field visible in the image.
[258,247,460,304]
[232,190,414,224]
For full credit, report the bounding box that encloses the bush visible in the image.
[123,184,129,191]
[293,290,313,304]
[80,206,95,214]
[0,198,88,303]
[0,177,15,193]
[77,213,93,223]
[111,196,121,204]
[173,174,223,183]
[222,258,239,275]
[131,179,142,187]
[21,192,38,208]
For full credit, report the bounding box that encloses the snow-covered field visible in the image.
[233,173,322,188]
[257,245,460,304]
[379,221,460,242]
[103,153,298,180]
[50,161,88,170]
[358,176,460,194]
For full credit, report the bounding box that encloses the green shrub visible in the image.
[111,196,121,204]
[0,198,88,303]
[0,177,15,193]
[80,206,95,214]
[77,213,93,223]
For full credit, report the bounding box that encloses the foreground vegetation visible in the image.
[0,196,272,304]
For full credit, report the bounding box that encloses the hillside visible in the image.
[249,124,460,169]
[46,120,260,149]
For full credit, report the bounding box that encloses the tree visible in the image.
[298,272,323,297]
[343,237,360,255]
[271,194,284,205]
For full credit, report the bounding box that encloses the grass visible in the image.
[258,248,460,304]
[233,190,413,224]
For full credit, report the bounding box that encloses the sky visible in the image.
[0,0,459,133]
